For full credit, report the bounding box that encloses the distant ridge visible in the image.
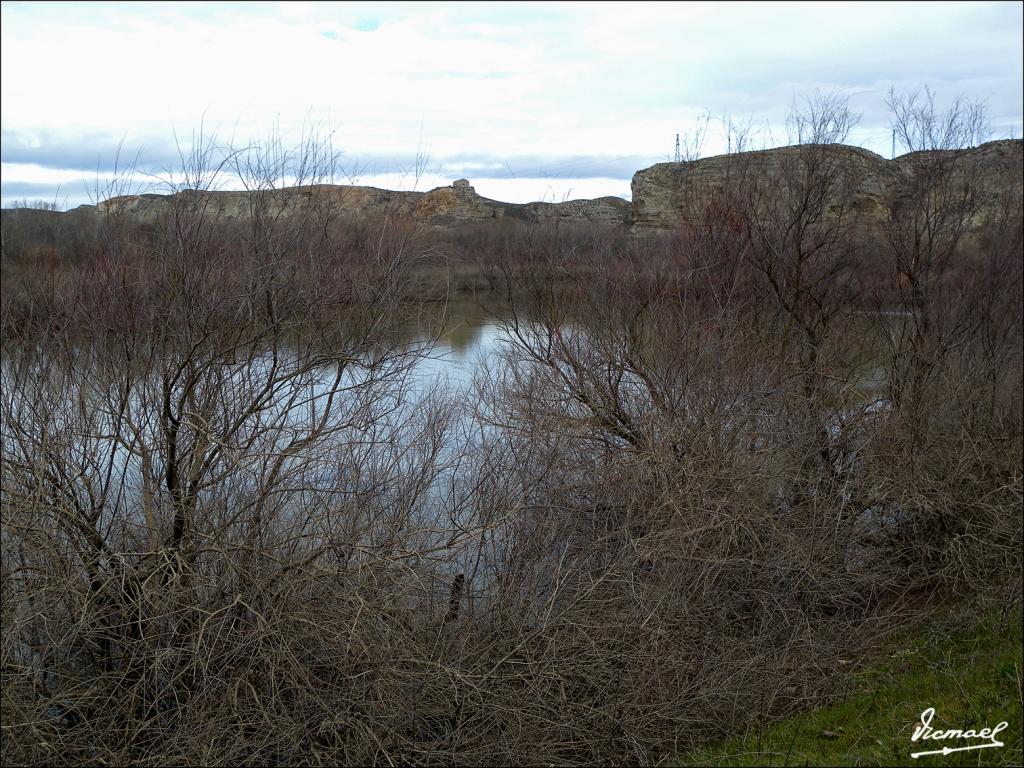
[631,139,1023,231]
[70,178,632,227]
[7,140,1020,233]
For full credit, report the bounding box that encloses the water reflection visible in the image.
[402,300,512,392]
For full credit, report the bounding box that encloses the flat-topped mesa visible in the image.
[89,185,423,223]
[630,139,1023,232]
[84,178,633,227]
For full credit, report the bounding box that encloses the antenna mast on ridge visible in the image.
[674,133,681,163]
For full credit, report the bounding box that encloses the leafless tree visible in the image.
[887,85,991,154]
[1,111,1020,765]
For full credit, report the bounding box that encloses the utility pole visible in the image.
[674,133,681,163]
[892,129,896,159]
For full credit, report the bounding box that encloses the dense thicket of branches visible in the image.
[1,108,1021,765]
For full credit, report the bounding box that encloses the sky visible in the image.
[2,1,1022,209]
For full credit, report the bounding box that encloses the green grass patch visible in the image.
[671,606,1023,767]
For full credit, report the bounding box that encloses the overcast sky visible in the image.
[2,1,1022,208]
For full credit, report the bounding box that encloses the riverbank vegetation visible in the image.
[673,603,1022,767]
[1,94,1021,765]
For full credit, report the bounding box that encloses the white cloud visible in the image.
[2,1,1021,206]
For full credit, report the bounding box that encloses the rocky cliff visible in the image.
[8,141,1020,235]
[77,178,632,228]
[630,139,1023,232]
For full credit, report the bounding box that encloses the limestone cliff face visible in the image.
[414,180,497,223]
[887,140,1023,227]
[521,196,633,225]
[90,185,421,224]
[35,141,1023,233]
[85,178,632,228]
[630,139,1023,232]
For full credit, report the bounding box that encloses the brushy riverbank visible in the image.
[672,596,1023,767]
[2,127,1020,765]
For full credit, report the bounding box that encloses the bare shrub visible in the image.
[1,121,1020,765]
